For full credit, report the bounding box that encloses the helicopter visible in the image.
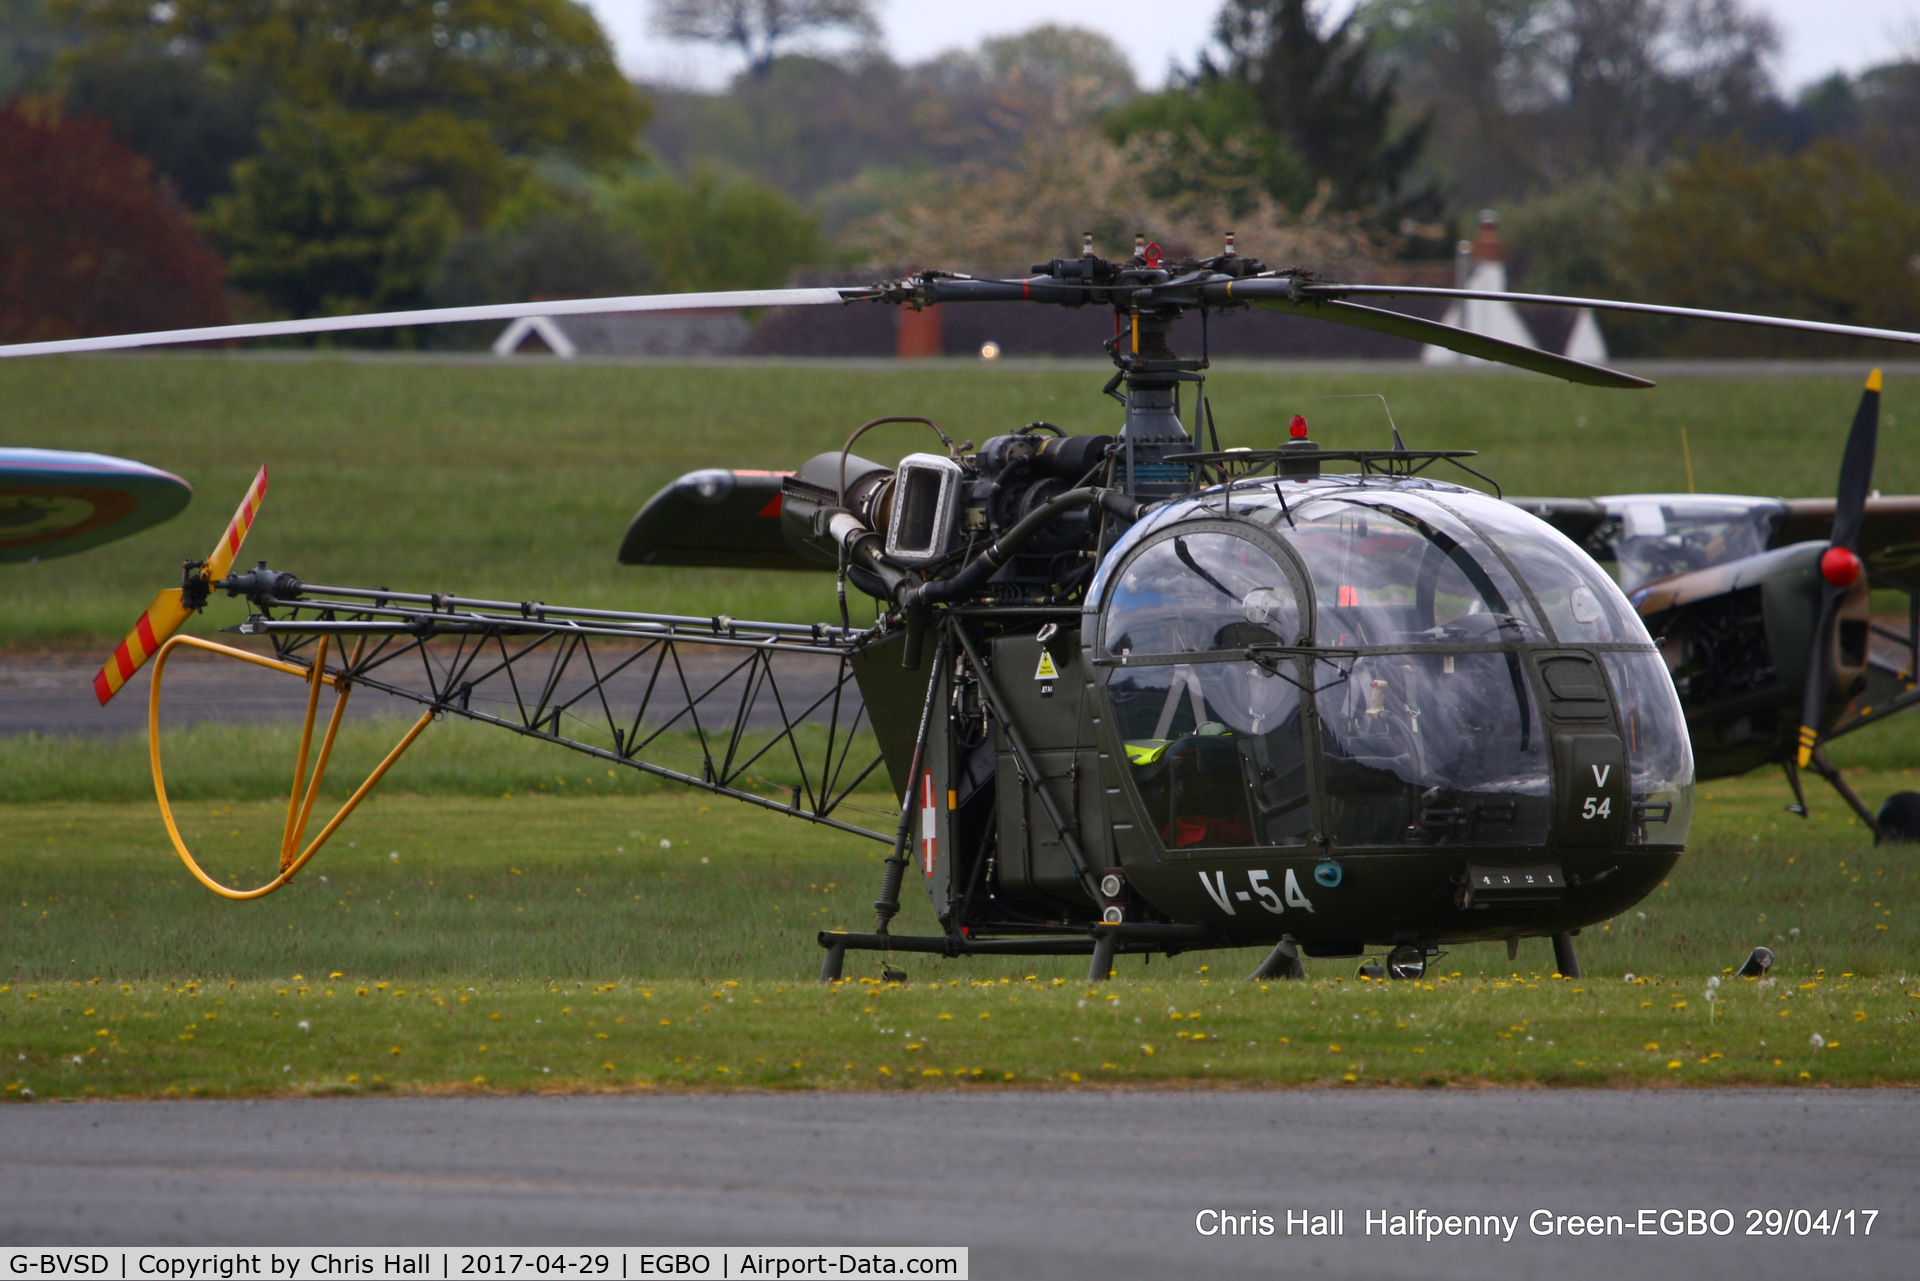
[5,235,1919,983]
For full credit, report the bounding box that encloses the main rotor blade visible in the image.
[0,288,859,359]
[1302,284,1920,349]
[1831,368,1882,552]
[1239,291,1654,388]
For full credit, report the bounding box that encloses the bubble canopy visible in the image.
[1088,476,1690,854]
[1094,477,1646,651]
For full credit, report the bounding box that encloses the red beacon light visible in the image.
[1821,545,1862,589]
[1289,415,1309,439]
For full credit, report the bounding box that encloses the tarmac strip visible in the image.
[0,1089,1913,1278]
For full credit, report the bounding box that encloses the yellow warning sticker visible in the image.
[1034,650,1059,680]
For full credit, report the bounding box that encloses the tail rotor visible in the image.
[94,466,267,705]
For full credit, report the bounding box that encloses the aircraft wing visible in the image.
[617,468,822,571]
[1508,494,1920,580]
[1776,497,1920,577]
[1502,497,1607,548]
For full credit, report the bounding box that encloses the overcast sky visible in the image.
[589,0,1917,95]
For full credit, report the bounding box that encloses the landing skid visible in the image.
[817,924,1223,982]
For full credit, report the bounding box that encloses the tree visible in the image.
[203,107,456,321]
[2,0,81,98]
[1105,76,1312,217]
[967,24,1136,115]
[0,98,228,342]
[56,0,649,227]
[1613,140,1920,356]
[595,167,820,294]
[849,107,1392,277]
[59,48,268,206]
[1779,59,1920,191]
[650,0,877,78]
[1353,0,1781,202]
[1200,0,1434,217]
[431,204,652,310]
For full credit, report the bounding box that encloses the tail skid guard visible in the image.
[149,633,433,900]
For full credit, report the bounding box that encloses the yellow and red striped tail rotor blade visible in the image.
[204,465,269,582]
[94,587,194,705]
[92,465,269,706]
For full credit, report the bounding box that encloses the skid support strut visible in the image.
[1088,932,1117,982]
[1248,936,1306,980]
[1552,931,1582,979]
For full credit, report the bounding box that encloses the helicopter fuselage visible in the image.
[853,471,1693,962]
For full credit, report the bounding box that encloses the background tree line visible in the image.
[1,0,1915,353]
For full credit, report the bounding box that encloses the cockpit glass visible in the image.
[1435,490,1645,645]
[1316,648,1550,847]
[1606,497,1783,593]
[1276,495,1543,646]
[1601,650,1695,845]
[1103,532,1299,656]
[1107,660,1311,849]
[1102,530,1309,849]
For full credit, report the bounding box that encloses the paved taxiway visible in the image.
[0,647,856,737]
[2,1090,1913,1278]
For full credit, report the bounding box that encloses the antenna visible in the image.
[1323,393,1407,451]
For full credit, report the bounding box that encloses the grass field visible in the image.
[5,357,1919,1097]
[0,355,1909,644]
[2,753,1918,1096]
[0,716,887,804]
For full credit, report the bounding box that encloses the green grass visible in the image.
[3,753,1920,1095]
[0,793,917,981]
[0,356,1909,645]
[5,968,1914,1101]
[0,716,886,804]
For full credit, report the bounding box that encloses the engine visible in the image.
[779,426,1121,606]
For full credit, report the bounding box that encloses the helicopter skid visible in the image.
[816,922,1226,979]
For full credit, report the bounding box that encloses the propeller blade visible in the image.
[1793,369,1881,765]
[1236,290,1654,388]
[1301,284,1920,349]
[0,288,856,359]
[93,466,269,705]
[1831,369,1882,552]
[1796,585,1843,769]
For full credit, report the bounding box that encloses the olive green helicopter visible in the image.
[6,235,1918,982]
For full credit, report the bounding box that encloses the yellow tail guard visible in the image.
[149,632,433,900]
